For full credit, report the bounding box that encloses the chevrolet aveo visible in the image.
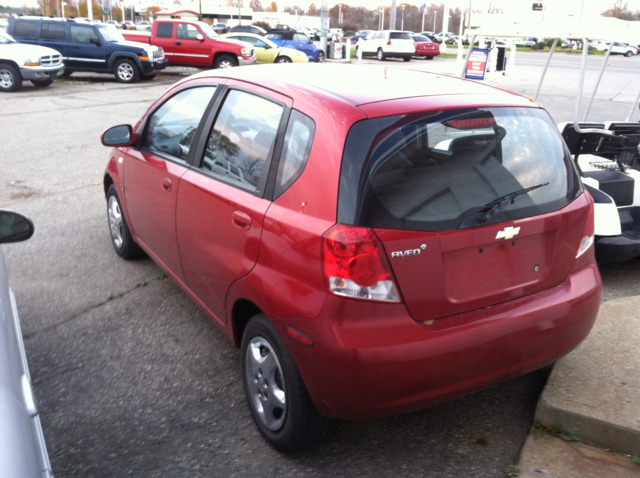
[101,64,602,452]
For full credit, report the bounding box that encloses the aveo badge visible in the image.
[391,244,427,258]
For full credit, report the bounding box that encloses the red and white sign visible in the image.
[465,49,488,80]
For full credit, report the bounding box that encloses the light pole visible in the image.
[421,3,426,32]
[401,5,404,31]
[433,11,436,32]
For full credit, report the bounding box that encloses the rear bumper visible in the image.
[595,232,640,263]
[277,260,601,420]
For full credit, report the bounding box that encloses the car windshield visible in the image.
[338,107,581,232]
[97,24,125,42]
[0,31,16,44]
[197,22,218,39]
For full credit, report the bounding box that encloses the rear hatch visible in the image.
[388,31,415,53]
[338,107,587,321]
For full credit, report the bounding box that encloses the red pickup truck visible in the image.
[122,19,256,68]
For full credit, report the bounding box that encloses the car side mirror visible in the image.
[0,210,34,244]
[196,33,204,41]
[90,37,101,46]
[102,124,135,147]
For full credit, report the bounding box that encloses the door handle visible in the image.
[175,42,182,46]
[162,176,172,191]
[232,210,252,230]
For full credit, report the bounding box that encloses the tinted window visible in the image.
[390,32,412,40]
[156,22,173,38]
[145,87,217,161]
[293,33,309,42]
[338,107,580,232]
[266,33,283,40]
[201,90,284,193]
[13,21,37,38]
[275,110,315,198]
[41,23,66,40]
[70,25,99,43]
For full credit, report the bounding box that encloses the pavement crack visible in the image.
[23,279,160,340]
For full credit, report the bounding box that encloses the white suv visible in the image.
[0,30,63,92]
[356,30,414,61]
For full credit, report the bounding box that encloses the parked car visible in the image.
[519,37,537,47]
[412,34,440,59]
[418,31,438,42]
[265,30,325,62]
[355,30,414,61]
[100,63,601,452]
[229,24,267,36]
[7,16,167,82]
[135,21,151,31]
[121,21,134,30]
[221,32,308,63]
[602,42,637,56]
[122,19,256,69]
[351,29,373,43]
[0,29,64,92]
[212,23,229,33]
[0,209,53,477]
[435,31,454,42]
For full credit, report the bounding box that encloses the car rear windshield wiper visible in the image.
[478,182,549,224]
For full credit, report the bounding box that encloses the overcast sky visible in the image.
[2,0,637,20]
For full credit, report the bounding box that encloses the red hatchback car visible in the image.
[412,34,440,59]
[101,64,601,452]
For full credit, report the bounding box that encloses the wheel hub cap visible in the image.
[245,336,286,431]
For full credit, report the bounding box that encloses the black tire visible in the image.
[426,56,434,60]
[214,54,238,69]
[106,184,144,259]
[403,56,411,62]
[625,50,633,57]
[316,51,325,63]
[275,56,292,63]
[0,63,22,92]
[31,79,53,87]
[114,59,140,83]
[241,313,326,452]
[377,48,386,61]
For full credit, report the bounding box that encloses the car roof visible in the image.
[185,64,534,109]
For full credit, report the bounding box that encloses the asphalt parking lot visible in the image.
[1,58,639,477]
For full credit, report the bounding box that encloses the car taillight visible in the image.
[322,224,400,302]
[576,192,595,258]
[387,39,392,45]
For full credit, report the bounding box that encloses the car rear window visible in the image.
[390,32,412,40]
[13,21,37,38]
[338,107,581,232]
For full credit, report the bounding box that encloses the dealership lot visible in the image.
[1,61,640,476]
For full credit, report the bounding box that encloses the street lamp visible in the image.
[401,4,404,31]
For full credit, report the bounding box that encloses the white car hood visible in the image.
[0,43,61,62]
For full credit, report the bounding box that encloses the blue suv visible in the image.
[265,30,325,62]
[7,17,168,82]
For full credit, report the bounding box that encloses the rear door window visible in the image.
[41,23,66,40]
[338,107,581,232]
[157,23,174,38]
[274,110,315,198]
[200,89,284,193]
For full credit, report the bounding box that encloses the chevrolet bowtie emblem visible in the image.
[496,226,521,240]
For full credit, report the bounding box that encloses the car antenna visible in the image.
[274,9,307,63]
